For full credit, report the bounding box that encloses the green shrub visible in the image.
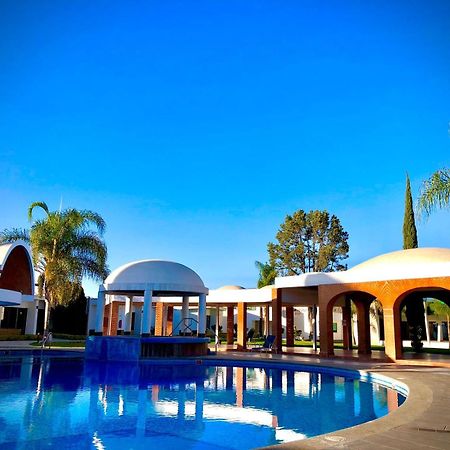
[0,334,38,341]
[52,333,86,340]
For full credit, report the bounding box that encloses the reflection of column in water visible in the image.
[318,374,337,435]
[264,368,270,390]
[178,384,186,420]
[226,366,233,390]
[137,389,147,437]
[214,366,219,390]
[195,381,204,424]
[19,356,33,389]
[309,372,319,398]
[359,383,375,418]
[343,379,355,423]
[286,370,295,396]
[235,367,246,407]
[151,385,159,403]
[88,383,99,437]
[272,369,282,391]
[99,385,108,414]
[387,388,399,412]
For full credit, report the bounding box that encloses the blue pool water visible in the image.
[0,353,405,449]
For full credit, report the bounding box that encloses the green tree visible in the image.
[418,168,450,216]
[0,201,108,318]
[254,261,277,288]
[267,209,349,337]
[403,174,418,249]
[267,209,349,275]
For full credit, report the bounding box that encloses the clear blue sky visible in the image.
[1,0,449,296]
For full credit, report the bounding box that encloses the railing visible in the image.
[169,317,199,336]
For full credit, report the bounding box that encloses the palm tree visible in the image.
[418,168,450,216]
[0,201,108,326]
[255,261,277,288]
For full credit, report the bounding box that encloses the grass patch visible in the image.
[403,346,450,355]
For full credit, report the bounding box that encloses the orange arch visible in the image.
[0,244,34,295]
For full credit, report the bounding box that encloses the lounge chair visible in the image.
[250,335,276,352]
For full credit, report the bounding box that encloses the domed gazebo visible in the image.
[87,260,209,360]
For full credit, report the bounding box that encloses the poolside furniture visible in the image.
[250,335,276,352]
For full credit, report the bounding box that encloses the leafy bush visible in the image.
[0,334,38,341]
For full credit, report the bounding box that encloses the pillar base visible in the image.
[197,333,206,338]
[141,333,150,338]
[88,329,96,336]
[358,349,372,355]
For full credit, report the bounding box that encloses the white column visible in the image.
[142,289,153,336]
[182,296,190,335]
[198,293,207,337]
[134,305,142,336]
[312,304,318,351]
[107,300,113,336]
[25,302,39,334]
[124,296,133,335]
[87,297,97,334]
[264,305,270,336]
[437,321,443,342]
[424,300,430,343]
[95,291,106,335]
[215,306,220,345]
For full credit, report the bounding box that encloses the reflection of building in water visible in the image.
[0,357,404,448]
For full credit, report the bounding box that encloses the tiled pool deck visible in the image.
[1,340,449,449]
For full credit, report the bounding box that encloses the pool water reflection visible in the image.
[0,355,405,449]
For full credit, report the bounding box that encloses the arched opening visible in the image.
[396,287,450,356]
[0,245,34,295]
[327,290,382,356]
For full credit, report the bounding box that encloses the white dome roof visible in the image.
[217,285,245,290]
[103,260,208,295]
[276,247,450,288]
[349,248,450,273]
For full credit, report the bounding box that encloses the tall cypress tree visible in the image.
[403,174,418,249]
[403,174,423,352]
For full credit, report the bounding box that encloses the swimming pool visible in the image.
[0,353,406,449]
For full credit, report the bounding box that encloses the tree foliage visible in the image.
[418,168,450,217]
[403,174,418,249]
[255,261,277,288]
[267,209,349,275]
[0,201,108,308]
[429,299,450,318]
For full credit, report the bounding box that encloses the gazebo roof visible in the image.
[103,259,208,296]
